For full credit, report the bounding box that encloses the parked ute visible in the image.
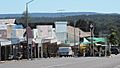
[58,47,74,57]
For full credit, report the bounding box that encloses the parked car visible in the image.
[58,47,74,57]
[111,47,120,55]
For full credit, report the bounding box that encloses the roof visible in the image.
[80,32,91,38]
[55,21,67,24]
[67,26,91,38]
[0,19,16,24]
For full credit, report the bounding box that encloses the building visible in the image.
[67,26,80,46]
[35,25,58,57]
[55,21,67,44]
[67,26,91,46]
[0,19,26,60]
[0,25,7,38]
[0,19,16,24]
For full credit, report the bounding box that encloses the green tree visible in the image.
[108,28,118,46]
[115,27,120,46]
[76,19,89,31]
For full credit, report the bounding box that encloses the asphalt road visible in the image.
[0,54,120,68]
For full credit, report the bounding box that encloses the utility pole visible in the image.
[78,30,81,55]
[74,20,78,56]
[90,24,94,56]
[26,0,34,60]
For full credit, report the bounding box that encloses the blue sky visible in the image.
[0,0,120,14]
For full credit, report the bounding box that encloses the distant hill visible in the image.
[29,12,99,17]
[0,12,100,18]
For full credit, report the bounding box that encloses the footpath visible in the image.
[0,54,120,64]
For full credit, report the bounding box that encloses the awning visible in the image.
[87,37,107,43]
[11,38,20,44]
[81,38,91,44]
[81,37,107,45]
[1,41,11,46]
[0,38,25,46]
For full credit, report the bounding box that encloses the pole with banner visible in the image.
[27,26,33,60]
[26,0,34,60]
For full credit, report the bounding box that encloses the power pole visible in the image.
[90,24,94,56]
[26,0,34,60]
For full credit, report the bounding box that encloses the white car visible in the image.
[58,47,74,57]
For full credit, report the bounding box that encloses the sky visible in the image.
[0,0,120,14]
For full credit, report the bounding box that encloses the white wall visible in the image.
[37,25,52,38]
[55,21,67,43]
[55,22,67,32]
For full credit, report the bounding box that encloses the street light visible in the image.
[90,24,94,56]
[26,0,34,60]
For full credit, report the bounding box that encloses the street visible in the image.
[0,55,120,68]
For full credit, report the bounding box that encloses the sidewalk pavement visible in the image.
[0,54,120,64]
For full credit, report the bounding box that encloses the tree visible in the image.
[115,27,120,46]
[18,11,31,27]
[108,28,118,46]
[76,19,89,32]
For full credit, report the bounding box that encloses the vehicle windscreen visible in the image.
[59,48,69,52]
